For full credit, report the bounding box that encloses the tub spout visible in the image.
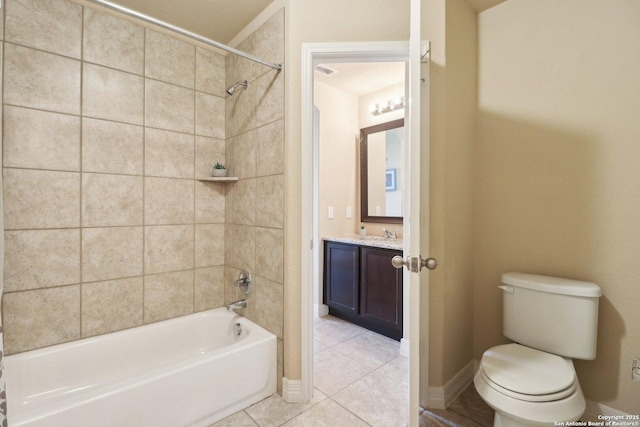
[227,299,248,311]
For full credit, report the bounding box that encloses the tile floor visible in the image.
[212,315,494,427]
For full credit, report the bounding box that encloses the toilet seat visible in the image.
[480,343,577,402]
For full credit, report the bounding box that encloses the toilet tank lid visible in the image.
[502,272,602,297]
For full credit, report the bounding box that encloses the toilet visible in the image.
[475,272,602,427]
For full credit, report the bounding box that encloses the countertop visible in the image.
[323,235,403,250]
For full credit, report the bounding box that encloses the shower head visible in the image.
[226,80,248,95]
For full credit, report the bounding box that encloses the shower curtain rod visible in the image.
[86,0,283,72]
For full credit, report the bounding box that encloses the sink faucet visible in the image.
[227,299,248,311]
[381,228,399,240]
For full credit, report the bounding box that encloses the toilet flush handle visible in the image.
[498,285,514,293]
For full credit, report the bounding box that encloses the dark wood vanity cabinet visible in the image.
[323,241,403,340]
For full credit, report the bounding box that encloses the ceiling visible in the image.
[106,0,509,46]
[108,0,273,44]
[314,62,405,96]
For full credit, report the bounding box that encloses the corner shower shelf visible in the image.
[197,177,239,183]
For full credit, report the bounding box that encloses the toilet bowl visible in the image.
[475,273,602,427]
[475,343,586,427]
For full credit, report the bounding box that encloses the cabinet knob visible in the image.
[392,255,408,269]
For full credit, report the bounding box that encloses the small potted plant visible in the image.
[211,162,227,177]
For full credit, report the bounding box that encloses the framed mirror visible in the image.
[360,118,404,224]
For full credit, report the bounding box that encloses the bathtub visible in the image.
[4,308,277,427]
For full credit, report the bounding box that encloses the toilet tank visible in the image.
[500,272,602,360]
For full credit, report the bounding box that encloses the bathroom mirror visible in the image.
[360,118,404,224]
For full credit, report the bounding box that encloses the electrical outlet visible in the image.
[327,206,334,219]
[346,207,352,219]
[633,358,640,381]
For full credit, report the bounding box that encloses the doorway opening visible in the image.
[300,42,416,422]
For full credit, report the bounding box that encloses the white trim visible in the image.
[400,338,410,357]
[582,400,630,422]
[314,304,329,318]
[301,41,411,406]
[282,378,303,403]
[427,361,475,410]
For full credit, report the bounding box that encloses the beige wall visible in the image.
[284,0,410,381]
[1,0,285,389]
[420,0,477,391]
[315,81,359,237]
[475,0,640,413]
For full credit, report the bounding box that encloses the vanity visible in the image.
[323,236,403,341]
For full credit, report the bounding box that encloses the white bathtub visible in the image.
[5,308,277,427]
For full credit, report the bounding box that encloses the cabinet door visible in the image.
[360,247,403,340]
[324,242,359,315]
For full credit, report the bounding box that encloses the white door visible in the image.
[406,0,433,424]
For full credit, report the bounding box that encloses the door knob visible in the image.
[392,255,438,272]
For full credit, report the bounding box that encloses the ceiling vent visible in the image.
[314,64,337,76]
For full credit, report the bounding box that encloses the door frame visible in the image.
[300,40,420,411]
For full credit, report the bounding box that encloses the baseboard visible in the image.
[427,360,475,409]
[282,377,303,403]
[400,338,410,357]
[314,304,329,318]
[582,400,630,422]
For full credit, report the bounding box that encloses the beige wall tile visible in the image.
[256,119,284,176]
[195,181,226,224]
[231,129,256,179]
[4,105,80,171]
[228,83,256,137]
[144,177,194,225]
[145,79,194,133]
[81,277,143,337]
[195,92,225,139]
[83,63,144,125]
[229,178,256,226]
[256,70,284,127]
[196,47,225,96]
[5,0,82,58]
[145,128,195,178]
[195,224,225,268]
[254,9,284,65]
[254,276,284,339]
[195,266,224,312]
[225,225,255,272]
[232,36,258,85]
[82,174,143,227]
[255,227,284,284]
[4,44,80,115]
[144,225,194,274]
[82,118,144,175]
[3,286,80,354]
[82,227,143,282]
[4,229,80,292]
[256,175,284,228]
[83,8,144,74]
[195,136,225,178]
[144,270,194,323]
[3,169,80,230]
[145,30,195,88]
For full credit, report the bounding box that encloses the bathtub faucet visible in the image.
[227,299,248,312]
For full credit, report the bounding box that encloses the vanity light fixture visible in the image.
[369,96,405,116]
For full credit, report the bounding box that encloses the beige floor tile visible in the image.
[313,339,329,354]
[313,315,367,347]
[313,348,376,396]
[210,410,258,427]
[332,370,408,427]
[333,330,400,368]
[377,354,409,385]
[244,389,327,427]
[282,399,370,427]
